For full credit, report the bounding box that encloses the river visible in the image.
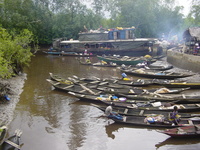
[7,52,200,150]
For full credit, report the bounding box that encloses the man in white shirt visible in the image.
[105,105,113,116]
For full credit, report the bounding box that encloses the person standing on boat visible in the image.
[169,106,180,125]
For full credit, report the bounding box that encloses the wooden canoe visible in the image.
[79,60,117,67]
[101,100,200,112]
[46,79,103,95]
[122,69,194,79]
[120,65,173,71]
[49,73,190,95]
[148,64,173,71]
[108,115,200,128]
[92,104,200,118]
[1,129,22,150]
[0,126,8,145]
[97,55,156,65]
[154,81,200,89]
[157,125,200,138]
[66,92,200,112]
[49,73,151,93]
[49,72,159,87]
[43,51,61,55]
[96,87,190,95]
[118,94,200,104]
[49,72,73,85]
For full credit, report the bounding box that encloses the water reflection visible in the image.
[105,123,120,139]
[155,137,200,150]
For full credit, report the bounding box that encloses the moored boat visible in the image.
[61,51,96,57]
[155,81,200,89]
[0,126,8,145]
[101,100,200,112]
[55,27,158,55]
[120,64,173,71]
[48,73,189,96]
[157,125,200,138]
[97,55,156,65]
[49,73,73,85]
[97,87,190,95]
[119,94,200,104]
[43,50,96,57]
[46,79,103,95]
[107,115,200,128]
[49,72,160,87]
[122,68,194,79]
[79,60,118,67]
[43,51,61,55]
[1,129,23,150]
[66,92,200,112]
[92,104,200,118]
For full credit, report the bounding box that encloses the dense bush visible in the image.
[0,27,35,78]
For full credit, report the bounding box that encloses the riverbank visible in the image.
[166,45,200,73]
[152,56,200,82]
[0,73,26,126]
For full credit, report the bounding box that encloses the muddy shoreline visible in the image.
[0,73,26,126]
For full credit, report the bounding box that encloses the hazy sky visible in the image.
[176,0,191,16]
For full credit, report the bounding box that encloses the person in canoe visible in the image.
[169,106,181,125]
[105,104,123,120]
[85,57,91,63]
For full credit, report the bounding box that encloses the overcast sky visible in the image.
[176,0,192,16]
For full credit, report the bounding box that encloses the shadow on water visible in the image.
[155,137,200,150]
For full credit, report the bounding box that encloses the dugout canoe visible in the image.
[96,87,190,95]
[46,79,104,95]
[119,94,200,104]
[49,74,189,95]
[79,60,117,67]
[67,92,200,112]
[157,125,200,138]
[122,69,194,79]
[120,64,173,71]
[92,104,200,118]
[49,72,159,87]
[108,115,200,128]
[155,81,200,89]
[49,72,73,85]
[0,126,8,145]
[101,100,200,112]
[97,55,156,65]
[1,129,22,150]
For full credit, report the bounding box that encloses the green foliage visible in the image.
[0,0,198,44]
[0,27,34,78]
[189,0,200,26]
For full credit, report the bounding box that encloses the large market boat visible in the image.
[52,27,158,56]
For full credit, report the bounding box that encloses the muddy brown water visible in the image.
[7,52,200,150]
